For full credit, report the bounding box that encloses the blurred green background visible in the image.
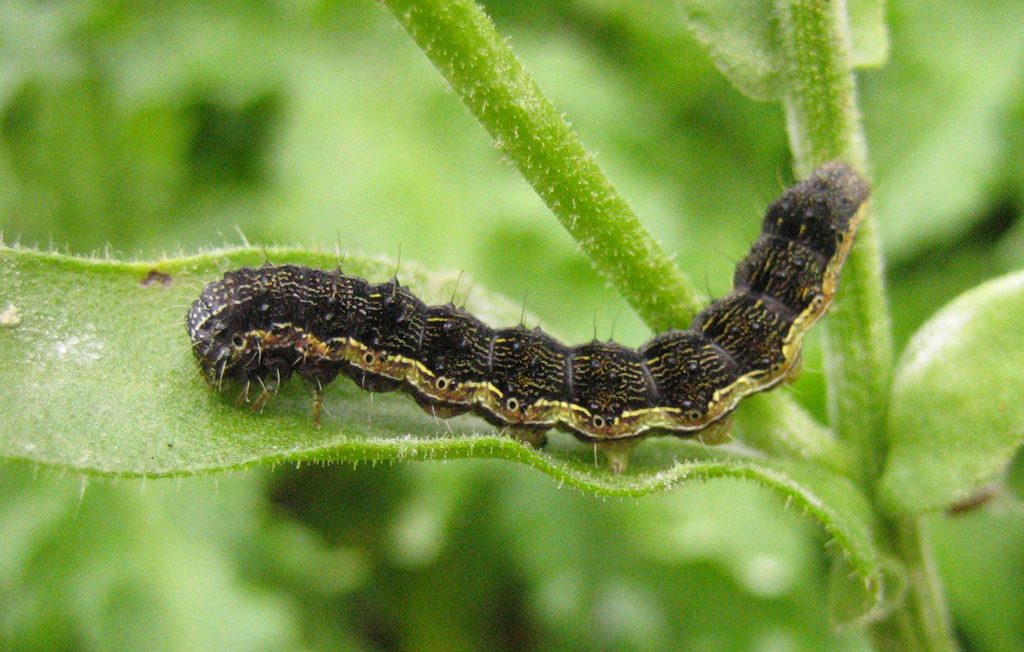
[2,1,1023,650]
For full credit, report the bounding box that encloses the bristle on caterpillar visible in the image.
[186,162,869,472]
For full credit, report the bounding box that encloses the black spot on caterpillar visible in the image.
[186,162,869,472]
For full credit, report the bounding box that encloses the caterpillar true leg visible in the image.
[251,372,280,414]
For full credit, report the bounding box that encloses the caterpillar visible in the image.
[186,162,869,472]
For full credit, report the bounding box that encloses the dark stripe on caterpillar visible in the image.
[186,162,869,472]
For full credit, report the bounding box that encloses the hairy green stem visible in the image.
[382,0,850,471]
[775,1,953,649]
[895,518,958,652]
[775,0,893,482]
[870,519,958,652]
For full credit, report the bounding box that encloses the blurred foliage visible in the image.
[1,0,1023,650]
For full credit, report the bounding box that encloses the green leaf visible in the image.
[828,551,906,631]
[678,0,888,101]
[0,244,888,619]
[678,0,782,101]
[879,270,1024,514]
[766,458,888,627]
[0,245,521,478]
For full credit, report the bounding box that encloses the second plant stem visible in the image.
[776,0,956,650]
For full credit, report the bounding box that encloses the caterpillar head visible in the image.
[185,295,251,387]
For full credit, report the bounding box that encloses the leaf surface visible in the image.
[678,0,887,101]
[880,270,1024,514]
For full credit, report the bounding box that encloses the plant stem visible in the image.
[896,518,958,651]
[382,0,701,331]
[775,0,893,483]
[870,519,958,652]
[775,1,955,649]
